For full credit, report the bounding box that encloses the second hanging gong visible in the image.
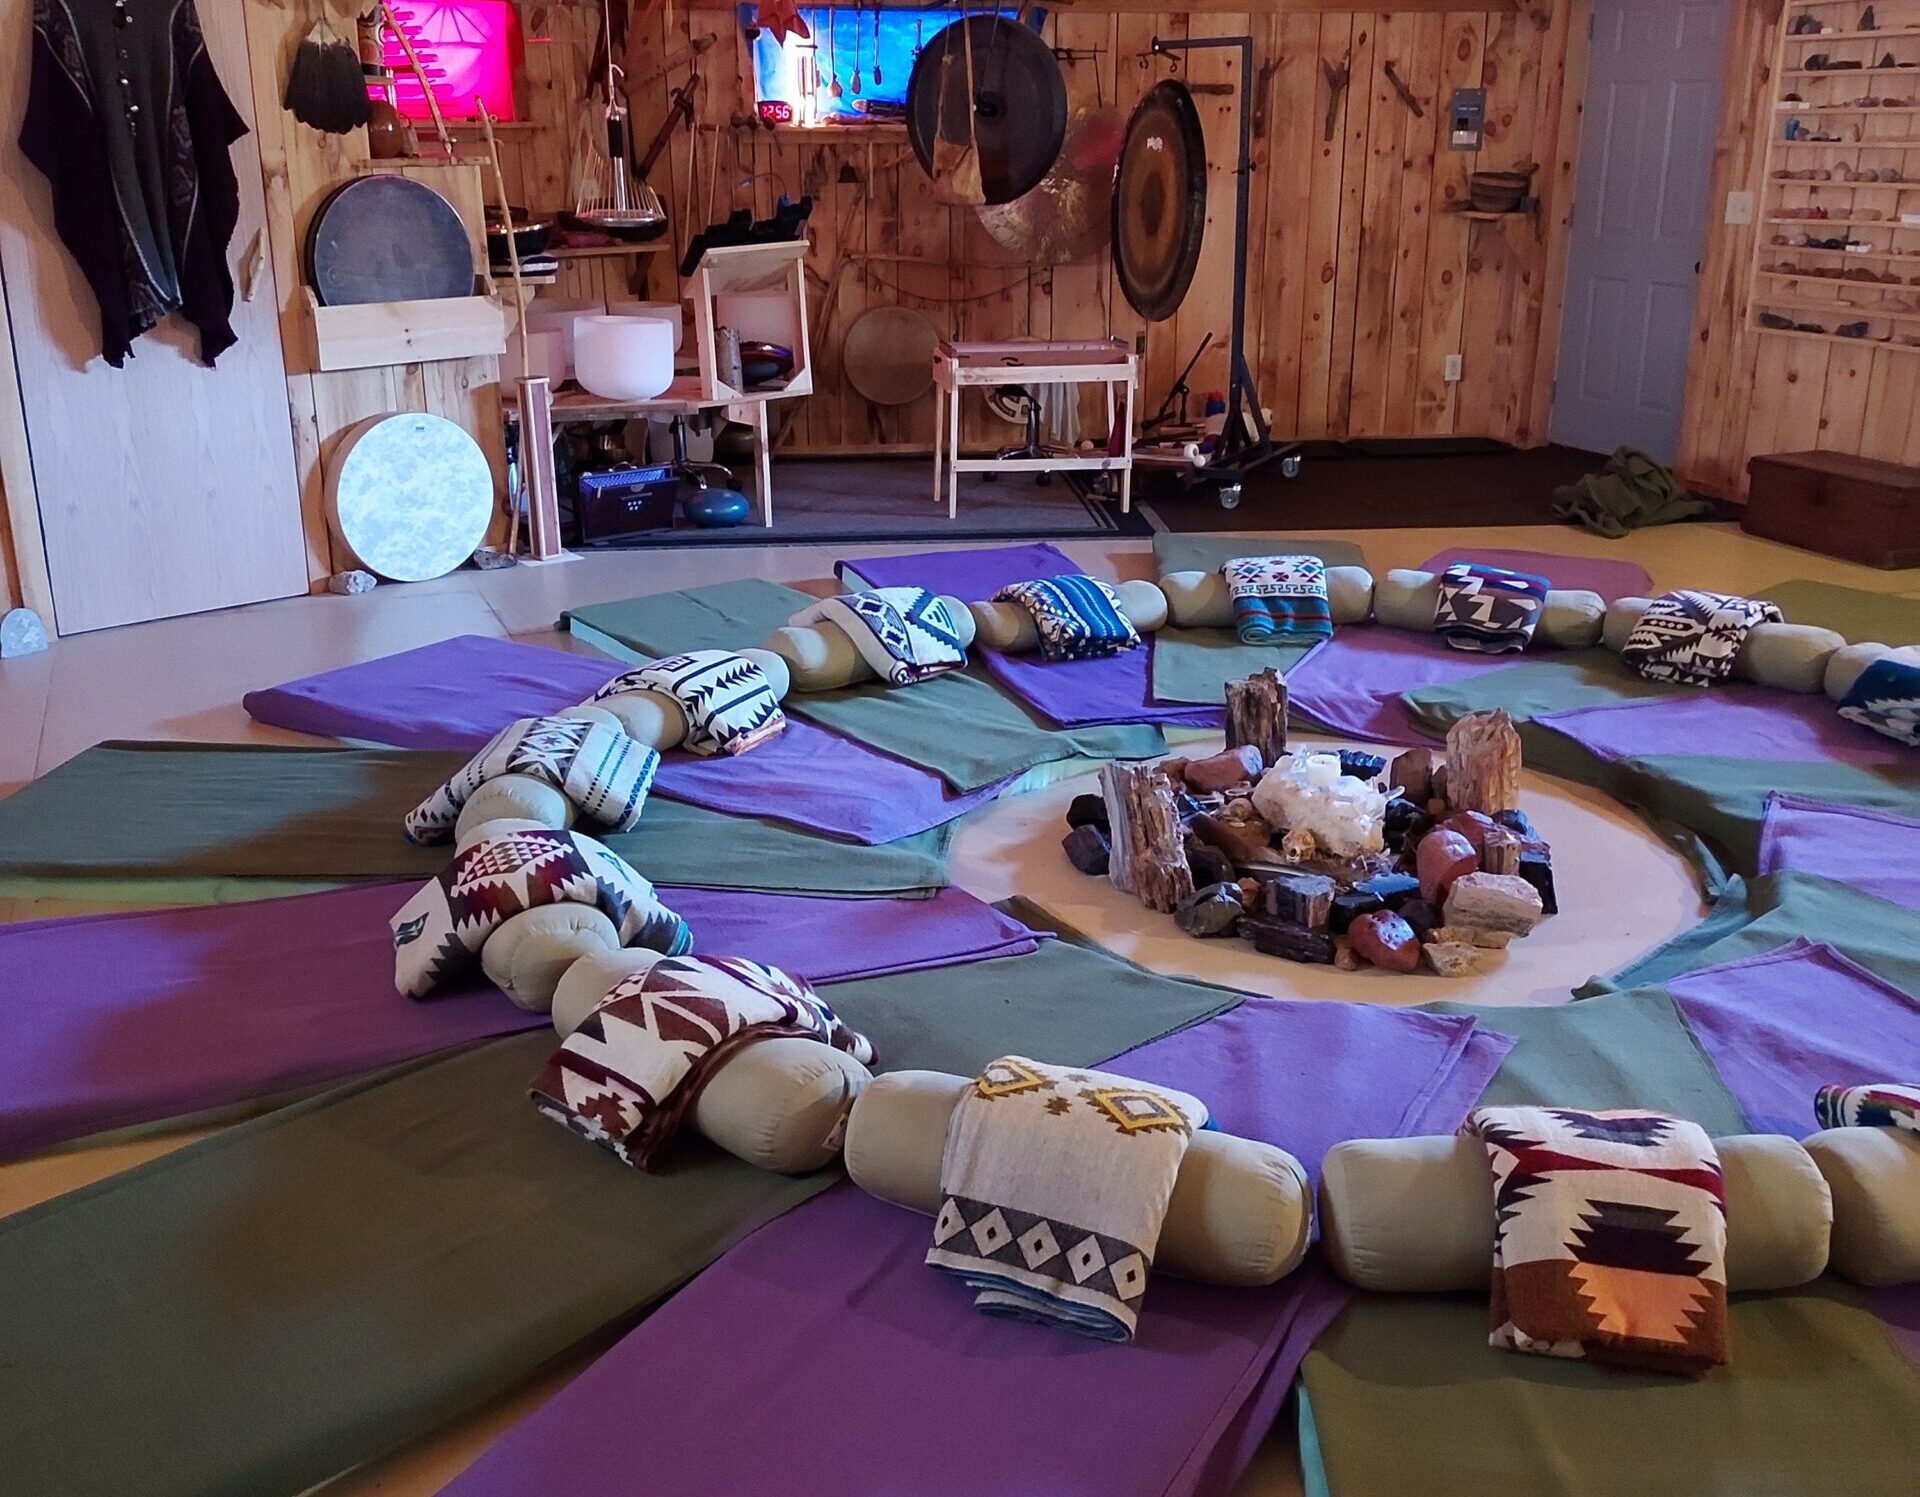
[906,15,1066,207]
[1113,80,1208,323]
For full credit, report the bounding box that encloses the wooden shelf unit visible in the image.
[1753,2,1920,353]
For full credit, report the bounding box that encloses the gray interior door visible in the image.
[1551,0,1730,463]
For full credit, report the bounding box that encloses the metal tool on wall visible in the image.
[565,0,668,240]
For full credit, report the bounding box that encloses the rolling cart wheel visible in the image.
[1280,454,1304,480]
[1218,482,1242,511]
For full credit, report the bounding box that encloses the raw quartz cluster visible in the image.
[1249,751,1389,861]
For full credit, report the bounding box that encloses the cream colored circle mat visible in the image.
[951,729,1701,1010]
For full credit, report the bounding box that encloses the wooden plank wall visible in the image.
[489,1,1583,456]
[1677,0,1920,500]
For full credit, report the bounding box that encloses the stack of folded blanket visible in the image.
[992,575,1142,662]
[1433,562,1551,654]
[1220,555,1333,644]
[1836,658,1920,747]
[1622,590,1783,687]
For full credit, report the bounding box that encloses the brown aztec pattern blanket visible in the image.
[1462,1107,1729,1377]
[531,954,872,1171]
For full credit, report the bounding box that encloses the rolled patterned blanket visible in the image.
[1461,1105,1729,1376]
[1806,1081,1920,1286]
[391,826,691,998]
[1817,1082,1920,1132]
[531,953,873,1172]
[591,651,788,757]
[1220,554,1333,644]
[1837,657,1920,748]
[990,575,1142,662]
[792,587,969,686]
[927,1054,1206,1343]
[1433,562,1551,655]
[1622,590,1784,687]
[404,715,659,845]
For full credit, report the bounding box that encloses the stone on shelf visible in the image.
[1184,745,1266,794]
[1186,841,1237,889]
[1177,883,1247,938]
[1194,812,1274,868]
[1423,940,1483,979]
[1339,750,1387,782]
[1263,870,1336,928]
[1067,793,1110,831]
[1398,898,1442,939]
[1390,747,1434,805]
[1383,797,1425,851]
[1438,810,1497,854]
[1445,709,1522,814]
[1480,825,1522,876]
[1432,924,1515,951]
[1225,668,1289,764]
[1350,910,1422,973]
[1443,872,1544,936]
[1328,889,1386,936]
[1240,914,1335,965]
[1492,807,1539,841]
[1334,940,1363,972]
[1063,824,1111,876]
[1354,872,1420,909]
[1101,763,1195,912]
[1517,849,1558,915]
[1416,828,1479,904]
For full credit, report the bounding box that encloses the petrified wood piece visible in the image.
[1224,668,1289,764]
[1102,763,1195,913]
[1445,709,1522,814]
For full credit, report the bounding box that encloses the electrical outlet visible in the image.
[1725,191,1755,226]
[1444,354,1464,383]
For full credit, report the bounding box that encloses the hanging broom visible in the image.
[285,19,371,134]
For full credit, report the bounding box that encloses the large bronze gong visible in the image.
[976,107,1125,265]
[1113,80,1208,323]
[906,16,1067,207]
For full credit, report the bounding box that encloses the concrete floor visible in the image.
[2,517,1915,1495]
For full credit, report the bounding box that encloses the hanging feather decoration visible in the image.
[284,19,371,134]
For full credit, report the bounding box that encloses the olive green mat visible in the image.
[563,578,1166,792]
[1399,646,1684,737]
[1764,579,1920,646]
[1586,871,1920,1004]
[1300,1283,1920,1497]
[1148,536,1369,707]
[1427,989,1749,1136]
[0,743,953,899]
[0,937,1242,1497]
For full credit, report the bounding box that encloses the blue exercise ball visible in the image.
[685,487,752,528]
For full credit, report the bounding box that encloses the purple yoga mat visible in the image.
[1417,548,1652,604]
[441,997,1512,1497]
[1758,794,1920,912]
[243,633,1004,846]
[1669,939,1920,1138]
[1285,625,1513,744]
[840,544,1225,729]
[1537,687,1908,770]
[0,883,1041,1161]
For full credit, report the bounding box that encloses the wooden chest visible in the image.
[1743,451,1920,570]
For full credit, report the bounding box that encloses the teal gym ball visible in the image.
[685,487,752,527]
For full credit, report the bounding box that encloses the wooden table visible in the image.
[931,339,1137,519]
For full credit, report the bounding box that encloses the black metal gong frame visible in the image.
[1150,34,1303,502]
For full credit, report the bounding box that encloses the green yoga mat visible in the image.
[1301,1283,1920,1497]
[1148,536,1369,706]
[565,578,1166,792]
[1589,871,1920,1004]
[0,743,953,900]
[0,938,1241,1497]
[1429,990,1748,1136]
[1765,578,1920,646]
[1400,647,1681,738]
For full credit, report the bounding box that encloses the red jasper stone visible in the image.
[1349,910,1422,973]
[1416,828,1479,904]
[1437,811,1497,855]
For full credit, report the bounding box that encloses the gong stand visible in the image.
[1149,35,1297,484]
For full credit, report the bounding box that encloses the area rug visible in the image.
[564,579,1166,791]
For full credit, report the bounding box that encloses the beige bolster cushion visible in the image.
[1376,569,1604,649]
[1603,598,1845,693]
[453,776,577,843]
[1319,1133,1830,1294]
[764,598,977,692]
[575,647,791,751]
[1825,642,1920,703]
[970,581,1171,653]
[479,904,623,1013]
[1159,566,1375,629]
[1805,1127,1920,1286]
[549,948,872,1174]
[842,1070,1313,1287]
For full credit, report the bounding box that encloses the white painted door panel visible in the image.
[1552,0,1730,463]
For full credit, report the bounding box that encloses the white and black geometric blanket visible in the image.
[792,587,969,687]
[591,651,788,757]
[530,954,874,1171]
[1433,562,1550,655]
[927,1055,1206,1343]
[1620,589,1782,687]
[992,574,1142,662]
[1835,657,1920,748]
[404,715,659,845]
[1815,1081,1920,1132]
[390,827,691,998]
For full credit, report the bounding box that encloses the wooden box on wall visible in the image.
[1743,451,1920,570]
